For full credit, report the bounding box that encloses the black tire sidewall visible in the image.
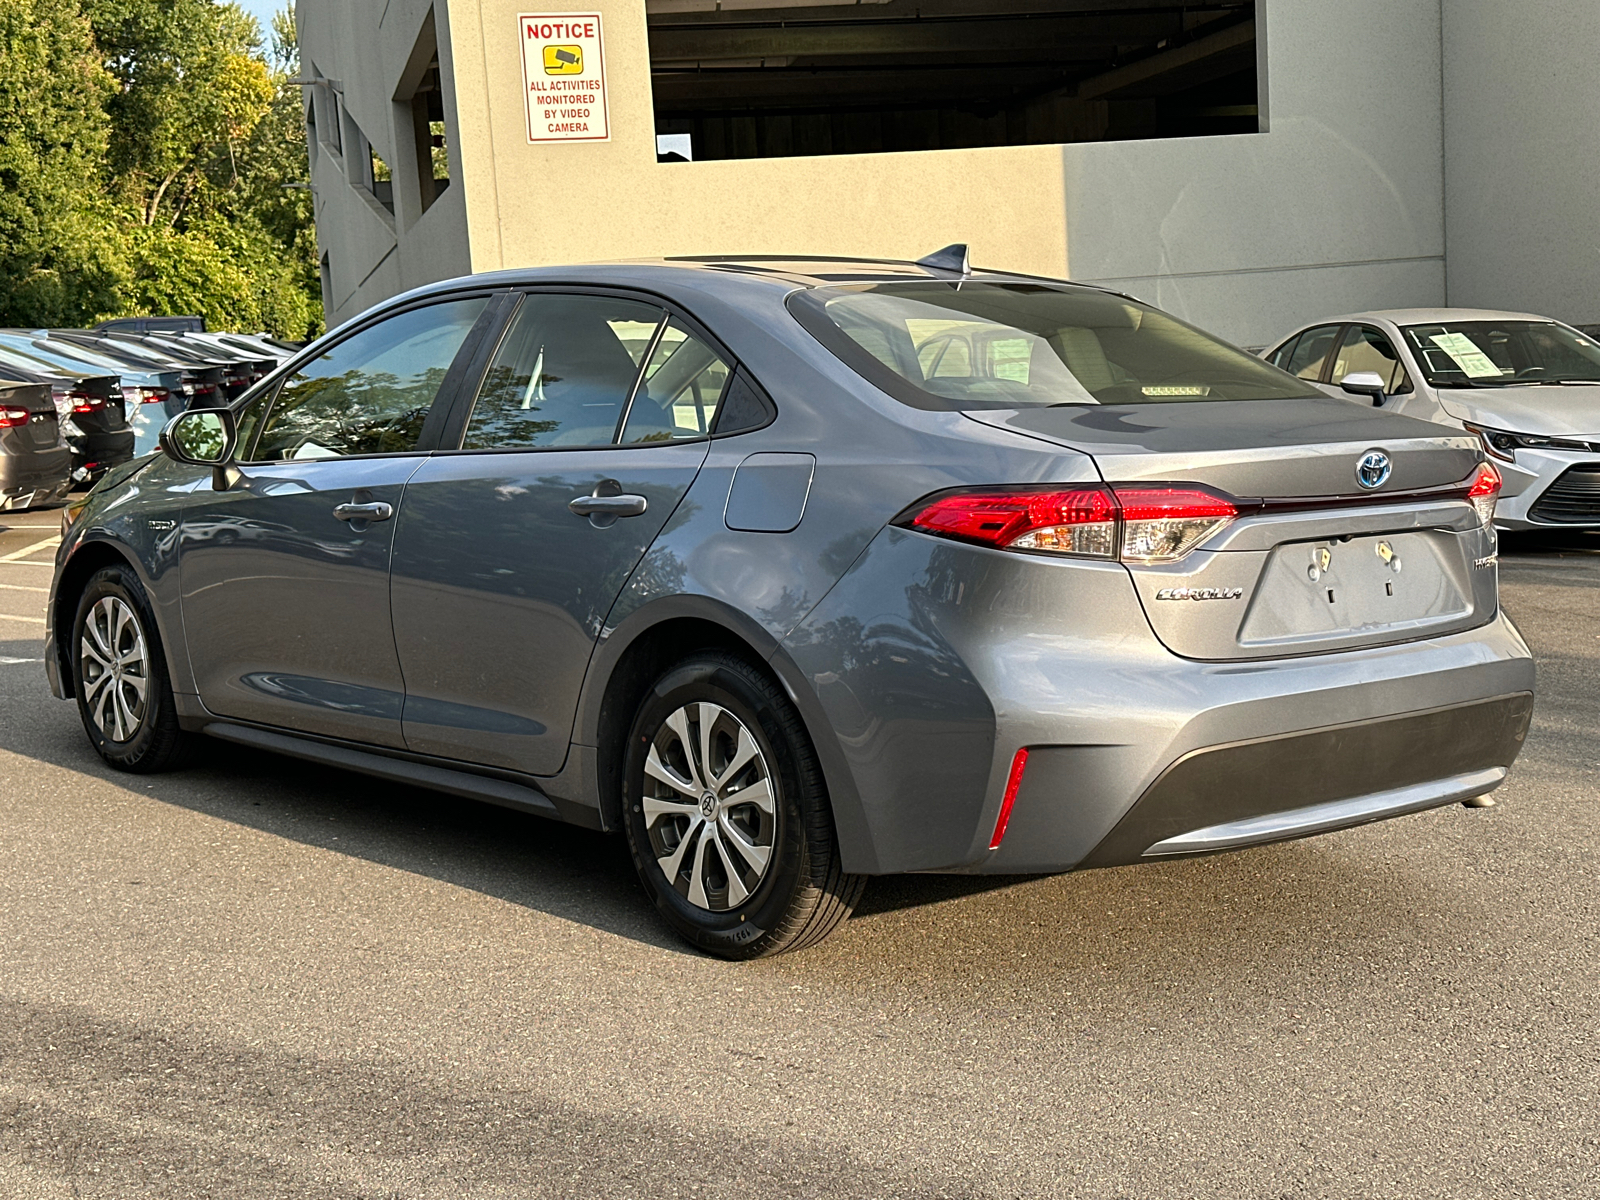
[72,565,176,770]
[622,657,812,956]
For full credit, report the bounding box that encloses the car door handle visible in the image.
[333,502,394,522]
[568,494,648,518]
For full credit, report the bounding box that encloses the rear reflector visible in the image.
[1467,461,1502,526]
[903,483,1238,563]
[989,748,1029,850]
[0,407,30,428]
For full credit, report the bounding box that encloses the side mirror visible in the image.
[1339,371,1388,406]
[159,408,240,490]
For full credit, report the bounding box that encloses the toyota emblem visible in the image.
[1356,449,1391,490]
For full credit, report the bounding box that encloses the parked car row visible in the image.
[0,322,298,514]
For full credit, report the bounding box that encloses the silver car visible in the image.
[1265,309,1600,530]
[46,256,1534,958]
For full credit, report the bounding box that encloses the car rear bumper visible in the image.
[63,427,135,480]
[975,612,1534,874]
[785,528,1536,876]
[1073,692,1530,868]
[0,448,73,510]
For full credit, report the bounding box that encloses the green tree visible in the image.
[0,0,124,325]
[85,0,321,337]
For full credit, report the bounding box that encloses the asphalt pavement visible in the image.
[1,509,1596,1198]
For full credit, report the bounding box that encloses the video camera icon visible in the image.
[544,44,583,75]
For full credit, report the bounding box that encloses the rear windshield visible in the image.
[788,281,1325,410]
[1400,320,1600,386]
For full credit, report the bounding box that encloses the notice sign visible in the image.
[519,13,608,143]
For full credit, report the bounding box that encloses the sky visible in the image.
[237,0,287,44]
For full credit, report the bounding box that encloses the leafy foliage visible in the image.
[0,1,321,337]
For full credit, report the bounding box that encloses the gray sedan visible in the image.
[45,257,1533,957]
[1265,309,1600,529]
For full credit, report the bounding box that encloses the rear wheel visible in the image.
[622,652,865,959]
[72,565,192,773]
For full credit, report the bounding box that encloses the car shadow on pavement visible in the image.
[0,633,1508,980]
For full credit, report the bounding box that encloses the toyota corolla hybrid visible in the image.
[46,254,1534,957]
[1266,309,1600,529]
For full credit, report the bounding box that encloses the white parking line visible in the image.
[0,656,41,664]
[0,537,60,563]
[0,582,48,593]
[0,614,46,625]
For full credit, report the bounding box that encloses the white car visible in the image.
[1264,309,1600,530]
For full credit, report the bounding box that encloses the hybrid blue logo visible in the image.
[1356,449,1391,489]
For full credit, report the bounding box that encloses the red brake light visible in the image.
[909,488,1118,557]
[989,747,1029,850]
[69,390,104,413]
[137,387,170,404]
[904,483,1238,562]
[0,406,30,428]
[1467,461,1501,526]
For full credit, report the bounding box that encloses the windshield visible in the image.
[789,281,1325,410]
[1401,320,1600,386]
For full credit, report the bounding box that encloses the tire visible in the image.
[71,564,193,773]
[621,652,866,959]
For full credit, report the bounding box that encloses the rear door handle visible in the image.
[333,501,394,522]
[568,494,648,518]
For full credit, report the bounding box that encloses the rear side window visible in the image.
[619,321,732,444]
[790,282,1325,410]
[463,294,663,449]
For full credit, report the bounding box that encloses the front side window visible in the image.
[1401,321,1600,386]
[1282,325,1342,381]
[790,282,1325,410]
[462,294,664,449]
[1331,326,1412,393]
[620,321,732,444]
[250,296,488,461]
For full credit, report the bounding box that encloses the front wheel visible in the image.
[622,653,865,959]
[72,564,192,773]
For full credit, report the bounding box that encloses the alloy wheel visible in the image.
[643,702,776,911]
[80,596,150,744]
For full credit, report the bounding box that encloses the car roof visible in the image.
[381,255,1104,316]
[1306,307,1557,327]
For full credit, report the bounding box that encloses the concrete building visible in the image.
[295,0,1599,347]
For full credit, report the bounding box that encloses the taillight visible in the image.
[126,386,170,405]
[908,488,1117,558]
[902,483,1238,563]
[1467,461,1501,526]
[1115,486,1239,563]
[0,406,30,428]
[68,390,104,414]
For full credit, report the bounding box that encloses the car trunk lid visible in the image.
[965,399,1497,660]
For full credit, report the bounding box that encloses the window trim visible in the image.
[430,284,755,456]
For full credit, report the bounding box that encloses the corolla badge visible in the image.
[1356,449,1392,489]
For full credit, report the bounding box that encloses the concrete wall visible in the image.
[299,0,474,327]
[444,0,1070,280]
[1063,0,1449,348]
[1442,0,1600,326]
